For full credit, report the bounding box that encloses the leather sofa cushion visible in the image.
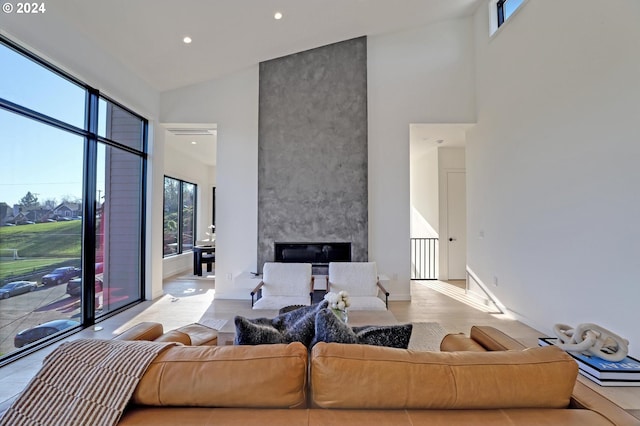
[311,343,577,409]
[133,342,308,408]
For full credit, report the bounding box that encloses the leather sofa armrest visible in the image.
[113,322,164,342]
[175,323,218,346]
[470,325,527,351]
[154,330,191,345]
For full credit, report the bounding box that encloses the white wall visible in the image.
[160,66,259,299]
[368,18,476,299]
[468,0,640,354]
[410,147,439,238]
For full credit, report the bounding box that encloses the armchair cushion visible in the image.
[252,263,313,309]
[262,263,312,298]
[328,262,378,297]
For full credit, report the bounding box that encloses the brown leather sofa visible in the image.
[116,324,639,425]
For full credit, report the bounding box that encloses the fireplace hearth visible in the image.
[274,242,351,274]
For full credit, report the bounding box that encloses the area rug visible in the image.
[408,322,449,351]
[198,318,228,331]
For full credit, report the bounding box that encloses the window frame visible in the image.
[0,35,148,364]
[490,0,527,36]
[163,176,197,257]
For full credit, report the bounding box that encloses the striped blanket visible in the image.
[0,339,175,426]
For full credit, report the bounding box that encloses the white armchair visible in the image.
[327,262,389,310]
[251,263,314,309]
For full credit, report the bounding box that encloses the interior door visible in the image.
[447,171,467,279]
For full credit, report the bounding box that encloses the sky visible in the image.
[0,43,105,208]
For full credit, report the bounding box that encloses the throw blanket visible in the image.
[0,339,176,426]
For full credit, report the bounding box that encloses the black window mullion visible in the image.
[497,0,506,27]
[81,88,99,326]
[178,181,184,253]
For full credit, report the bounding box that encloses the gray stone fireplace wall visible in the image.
[258,37,368,271]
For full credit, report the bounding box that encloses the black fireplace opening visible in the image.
[274,242,351,273]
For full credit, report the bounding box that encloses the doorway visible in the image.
[409,123,472,282]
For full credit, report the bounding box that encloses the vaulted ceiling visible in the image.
[25,0,482,92]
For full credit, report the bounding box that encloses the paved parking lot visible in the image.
[0,283,80,355]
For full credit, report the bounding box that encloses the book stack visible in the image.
[538,337,640,386]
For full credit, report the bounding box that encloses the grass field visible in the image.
[0,221,81,281]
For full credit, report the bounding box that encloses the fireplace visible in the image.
[274,242,351,274]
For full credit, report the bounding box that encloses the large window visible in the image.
[0,37,147,363]
[163,177,196,257]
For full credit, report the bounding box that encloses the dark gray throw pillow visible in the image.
[313,308,413,349]
[233,316,287,345]
[234,300,329,347]
[353,323,413,349]
[312,308,358,346]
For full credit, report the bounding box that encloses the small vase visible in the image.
[332,308,348,323]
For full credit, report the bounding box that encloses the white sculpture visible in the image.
[553,323,629,362]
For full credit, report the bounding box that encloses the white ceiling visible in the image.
[47,0,482,92]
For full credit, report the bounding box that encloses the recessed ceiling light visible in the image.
[191,141,197,145]
[274,12,283,20]
[183,36,192,44]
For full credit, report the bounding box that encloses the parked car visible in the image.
[66,275,103,297]
[14,319,80,348]
[0,281,38,299]
[41,266,81,286]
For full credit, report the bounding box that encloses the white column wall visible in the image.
[368,18,476,299]
[468,0,640,353]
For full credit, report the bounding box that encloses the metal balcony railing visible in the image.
[410,238,438,280]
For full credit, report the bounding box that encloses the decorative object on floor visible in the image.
[234,301,328,347]
[539,336,640,387]
[324,290,350,323]
[553,323,629,362]
[327,261,389,310]
[312,308,412,349]
[0,339,176,426]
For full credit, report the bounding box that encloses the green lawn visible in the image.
[0,257,79,281]
[0,221,82,281]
